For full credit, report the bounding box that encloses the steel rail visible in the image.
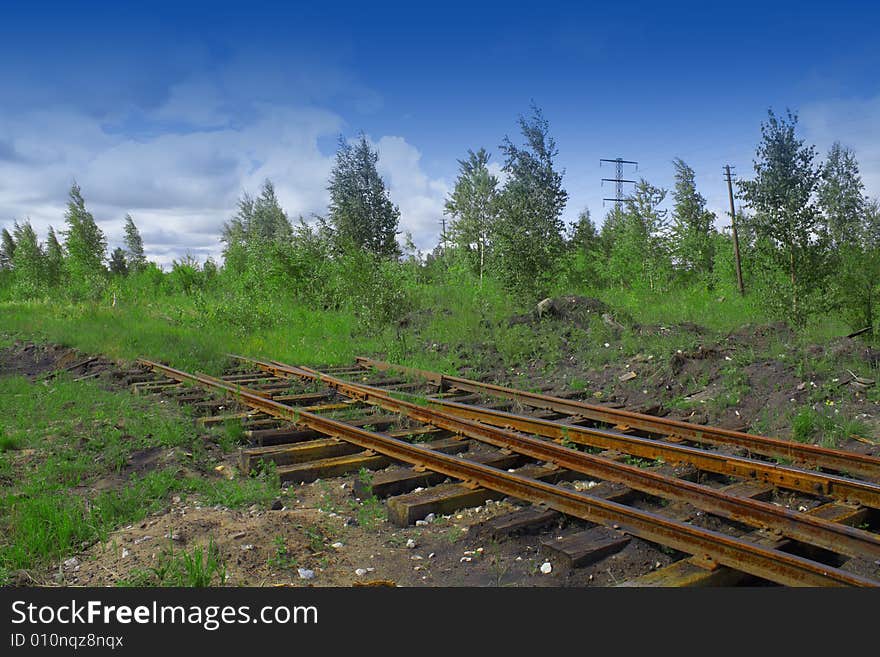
[354,357,880,479]
[232,356,880,560]
[137,358,878,587]
[239,356,880,510]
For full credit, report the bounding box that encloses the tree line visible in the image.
[1,106,878,335]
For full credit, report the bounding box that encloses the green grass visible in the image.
[356,495,387,529]
[0,374,279,580]
[0,296,386,375]
[790,404,870,448]
[596,284,761,331]
[118,538,227,587]
[267,535,298,571]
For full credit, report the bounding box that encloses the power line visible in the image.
[600,158,638,205]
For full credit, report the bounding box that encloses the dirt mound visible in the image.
[0,341,79,378]
[724,322,794,348]
[669,345,725,376]
[824,337,880,370]
[508,296,634,331]
[638,322,709,338]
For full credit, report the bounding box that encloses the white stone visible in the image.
[297,568,315,580]
[540,562,552,574]
[406,539,417,549]
[355,568,367,576]
[331,542,344,549]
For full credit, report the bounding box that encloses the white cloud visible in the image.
[801,95,880,199]
[151,80,232,127]
[0,103,446,265]
[374,135,449,252]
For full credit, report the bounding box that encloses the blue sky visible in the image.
[1,0,878,264]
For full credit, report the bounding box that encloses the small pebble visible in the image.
[406,539,417,549]
[355,568,367,576]
[540,562,552,574]
[297,568,315,580]
[331,542,344,549]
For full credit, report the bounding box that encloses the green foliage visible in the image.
[790,404,869,448]
[568,208,598,252]
[819,142,865,248]
[45,226,65,287]
[444,148,499,282]
[598,181,671,291]
[168,253,206,295]
[109,247,128,275]
[355,495,387,530]
[62,183,108,300]
[328,134,400,257]
[221,180,294,267]
[0,228,14,270]
[120,538,227,587]
[11,220,47,298]
[670,158,716,281]
[123,214,147,272]
[267,535,298,570]
[738,109,828,327]
[493,104,568,296]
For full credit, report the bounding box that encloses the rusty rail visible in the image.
[231,355,880,561]
[354,357,880,480]
[137,357,880,586]
[239,356,880,510]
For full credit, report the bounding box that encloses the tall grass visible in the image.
[0,375,278,578]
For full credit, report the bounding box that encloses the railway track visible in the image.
[131,355,880,587]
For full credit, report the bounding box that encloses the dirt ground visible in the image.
[61,478,677,588]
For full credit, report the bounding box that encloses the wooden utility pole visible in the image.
[724,165,745,296]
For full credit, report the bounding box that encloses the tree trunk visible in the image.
[790,248,798,324]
